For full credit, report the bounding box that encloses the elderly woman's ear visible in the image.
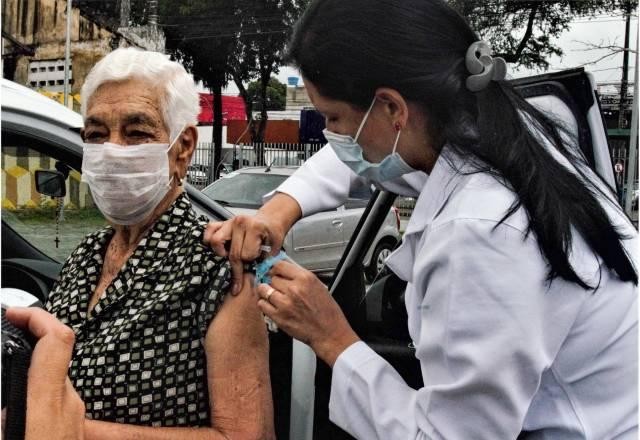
[177,125,198,158]
[173,125,198,181]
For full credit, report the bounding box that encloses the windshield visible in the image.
[202,172,289,208]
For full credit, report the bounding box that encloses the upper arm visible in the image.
[204,273,274,439]
[276,144,356,216]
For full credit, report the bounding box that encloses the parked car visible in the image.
[218,162,233,177]
[186,164,208,187]
[201,166,401,281]
[1,67,621,440]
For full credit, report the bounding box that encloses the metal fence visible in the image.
[611,139,634,196]
[187,142,325,189]
[610,139,638,223]
[188,139,637,225]
[394,197,416,220]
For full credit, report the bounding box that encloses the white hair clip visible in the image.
[465,41,507,92]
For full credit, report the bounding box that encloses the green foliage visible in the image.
[12,207,106,225]
[159,0,236,89]
[247,77,286,111]
[449,0,638,69]
[76,0,635,72]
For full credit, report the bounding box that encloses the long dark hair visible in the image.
[287,0,637,288]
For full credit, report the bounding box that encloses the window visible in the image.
[202,172,288,208]
[2,138,107,262]
[27,60,72,92]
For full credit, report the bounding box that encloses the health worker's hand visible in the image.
[203,193,302,296]
[5,307,85,440]
[255,261,360,367]
[204,214,285,294]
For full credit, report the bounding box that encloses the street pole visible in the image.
[63,0,72,107]
[623,36,638,218]
[120,0,130,27]
[148,0,158,27]
[618,3,631,130]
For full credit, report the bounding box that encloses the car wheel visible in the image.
[365,240,395,284]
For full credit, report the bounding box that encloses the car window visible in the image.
[344,181,374,209]
[201,172,288,208]
[2,139,107,263]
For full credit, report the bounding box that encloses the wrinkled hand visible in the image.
[203,214,285,295]
[5,307,85,440]
[255,261,360,366]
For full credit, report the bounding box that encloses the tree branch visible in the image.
[498,3,540,63]
[572,38,638,54]
[577,51,626,67]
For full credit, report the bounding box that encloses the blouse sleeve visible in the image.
[196,255,232,338]
[328,218,586,439]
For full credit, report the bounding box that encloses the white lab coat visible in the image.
[276,144,638,439]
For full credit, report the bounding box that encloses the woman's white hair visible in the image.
[81,47,200,140]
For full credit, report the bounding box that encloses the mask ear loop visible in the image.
[391,123,402,154]
[167,124,188,187]
[354,97,378,142]
[167,124,188,153]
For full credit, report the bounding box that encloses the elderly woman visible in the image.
[45,47,274,439]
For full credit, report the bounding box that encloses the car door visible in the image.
[340,184,375,246]
[289,181,376,274]
[2,97,91,303]
[287,207,346,272]
[305,68,616,439]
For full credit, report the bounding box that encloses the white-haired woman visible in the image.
[45,47,275,439]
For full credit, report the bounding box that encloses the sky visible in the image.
[221,12,638,95]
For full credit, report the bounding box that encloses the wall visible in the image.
[196,125,227,144]
[2,146,93,210]
[3,0,119,95]
[227,119,300,144]
[286,85,313,111]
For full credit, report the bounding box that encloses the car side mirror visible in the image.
[35,170,66,198]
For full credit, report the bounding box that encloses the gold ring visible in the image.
[265,287,276,303]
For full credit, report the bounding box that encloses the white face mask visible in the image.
[323,97,415,183]
[81,133,182,225]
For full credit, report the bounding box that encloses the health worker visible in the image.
[204,1,639,438]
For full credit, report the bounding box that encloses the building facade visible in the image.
[2,0,163,110]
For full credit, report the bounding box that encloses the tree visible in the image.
[229,0,309,143]
[449,0,638,69]
[159,0,238,180]
[247,77,286,111]
[159,0,308,169]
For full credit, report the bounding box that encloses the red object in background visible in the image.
[197,94,247,125]
[226,119,300,143]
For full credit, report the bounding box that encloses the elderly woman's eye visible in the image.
[85,132,104,141]
[129,131,152,139]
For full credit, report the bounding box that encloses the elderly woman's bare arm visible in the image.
[205,273,275,438]
[84,273,274,440]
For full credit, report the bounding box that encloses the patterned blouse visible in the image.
[47,193,231,427]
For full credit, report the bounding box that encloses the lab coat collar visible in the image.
[386,146,473,282]
[403,146,471,237]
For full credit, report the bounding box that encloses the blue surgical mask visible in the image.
[323,97,415,183]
